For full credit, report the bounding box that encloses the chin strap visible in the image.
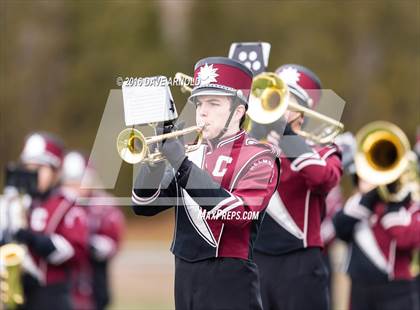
[214,96,240,141]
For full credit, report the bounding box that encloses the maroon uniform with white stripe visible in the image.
[71,191,124,310]
[334,194,420,310]
[338,194,420,281]
[321,185,344,249]
[26,189,88,286]
[132,56,280,310]
[132,130,280,261]
[255,144,342,254]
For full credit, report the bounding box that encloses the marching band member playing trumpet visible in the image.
[333,123,420,310]
[131,57,280,310]
[1,133,89,310]
[252,64,342,310]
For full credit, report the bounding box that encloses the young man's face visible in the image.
[195,95,241,140]
[24,163,60,194]
[285,95,305,133]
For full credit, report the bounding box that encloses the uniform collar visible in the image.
[207,130,245,151]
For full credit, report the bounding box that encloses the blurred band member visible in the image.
[334,174,420,310]
[413,127,420,301]
[7,132,89,310]
[321,185,344,288]
[62,151,124,310]
[132,57,280,310]
[252,64,342,310]
[320,132,356,287]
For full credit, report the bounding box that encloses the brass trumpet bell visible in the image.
[355,121,411,186]
[116,128,148,164]
[116,126,203,165]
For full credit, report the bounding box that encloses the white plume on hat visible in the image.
[62,151,99,188]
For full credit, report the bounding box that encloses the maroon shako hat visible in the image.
[189,57,254,107]
[20,132,64,169]
[275,64,322,108]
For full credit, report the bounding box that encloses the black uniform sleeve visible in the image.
[278,124,313,160]
[333,192,376,243]
[14,228,56,258]
[332,210,359,242]
[131,161,179,216]
[248,121,269,141]
[175,158,232,211]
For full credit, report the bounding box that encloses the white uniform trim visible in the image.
[290,147,337,171]
[343,193,371,220]
[321,219,336,244]
[181,189,217,247]
[388,240,396,280]
[179,145,218,247]
[291,159,326,171]
[215,224,225,257]
[354,221,391,275]
[381,208,412,229]
[266,192,304,240]
[131,185,161,205]
[91,234,117,261]
[303,190,311,247]
[321,147,338,160]
[217,131,244,148]
[291,152,319,166]
[47,234,75,265]
[229,149,273,191]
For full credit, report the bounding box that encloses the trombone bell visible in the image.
[355,121,411,186]
[247,72,344,144]
[248,72,289,124]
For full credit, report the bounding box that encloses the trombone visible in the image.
[249,72,344,145]
[174,71,344,145]
[116,125,203,164]
[354,121,416,202]
[174,72,194,94]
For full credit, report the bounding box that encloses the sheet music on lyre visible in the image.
[122,76,178,126]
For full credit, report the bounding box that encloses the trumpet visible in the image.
[116,125,203,164]
[249,72,344,145]
[355,121,414,202]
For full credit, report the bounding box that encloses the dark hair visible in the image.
[239,114,247,128]
[228,97,247,128]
